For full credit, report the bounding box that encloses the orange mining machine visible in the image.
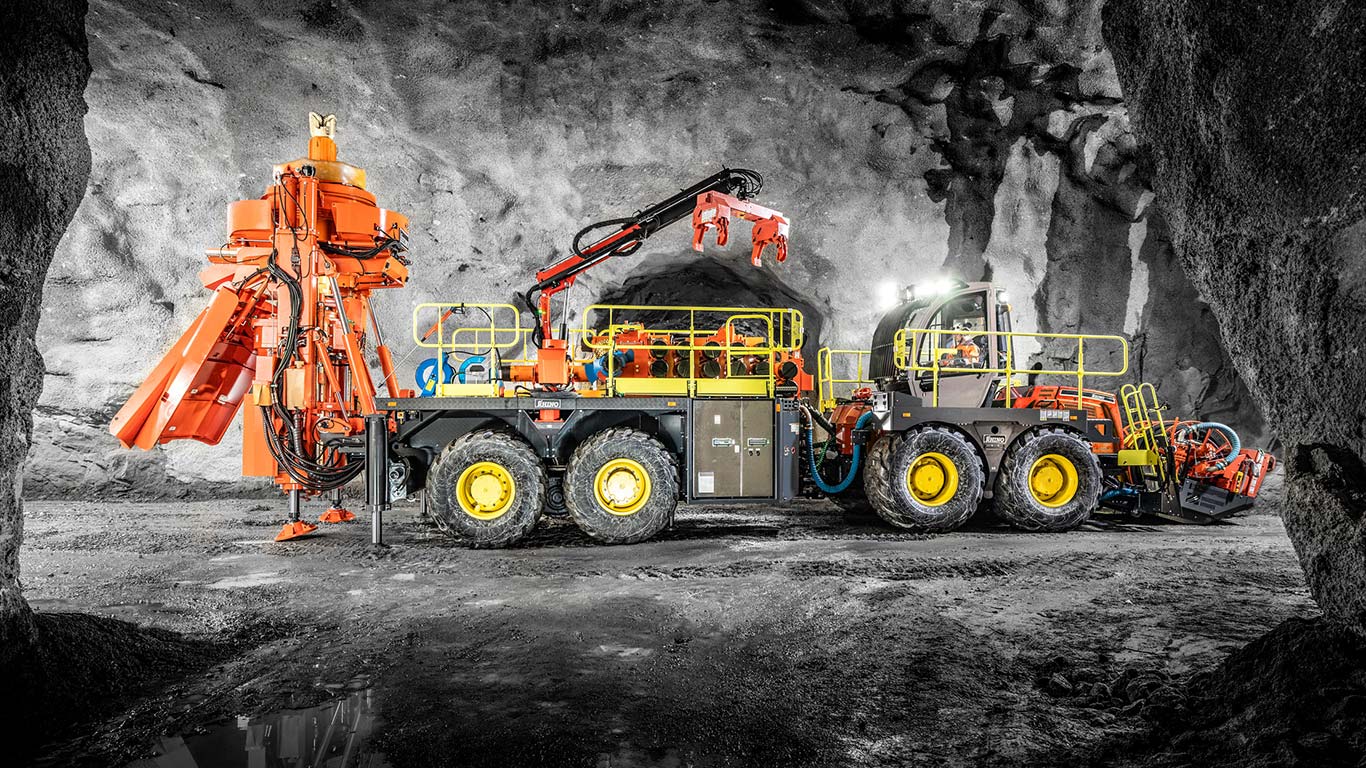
[110,116,1273,550]
[110,113,411,541]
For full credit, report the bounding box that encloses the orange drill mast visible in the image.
[109,114,409,540]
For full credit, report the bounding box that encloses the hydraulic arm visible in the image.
[520,168,789,385]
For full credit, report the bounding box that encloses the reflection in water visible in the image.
[126,690,386,768]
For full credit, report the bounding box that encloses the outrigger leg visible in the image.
[276,489,320,541]
[319,488,357,524]
[366,414,389,547]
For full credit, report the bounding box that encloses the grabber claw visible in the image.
[274,521,319,542]
[319,506,356,524]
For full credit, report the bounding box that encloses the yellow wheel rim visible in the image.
[1028,454,1079,508]
[456,461,517,520]
[905,452,959,507]
[593,458,651,517]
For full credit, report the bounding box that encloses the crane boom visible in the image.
[521,168,790,385]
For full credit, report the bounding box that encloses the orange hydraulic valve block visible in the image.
[110,113,411,499]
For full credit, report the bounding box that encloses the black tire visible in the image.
[544,476,569,518]
[994,427,1101,532]
[863,427,984,532]
[427,429,546,548]
[862,433,894,516]
[564,428,678,544]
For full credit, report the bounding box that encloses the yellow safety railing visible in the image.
[412,302,534,394]
[1119,382,1168,479]
[893,328,1130,407]
[413,302,807,398]
[576,304,804,398]
[816,348,872,412]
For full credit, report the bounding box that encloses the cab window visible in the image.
[914,291,988,372]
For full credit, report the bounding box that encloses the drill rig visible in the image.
[110,117,1271,551]
[110,113,410,541]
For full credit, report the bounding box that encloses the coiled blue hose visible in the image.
[806,411,878,495]
[1178,421,1241,470]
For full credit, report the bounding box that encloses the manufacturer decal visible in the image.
[984,434,1007,448]
[1041,409,1069,420]
[534,400,560,409]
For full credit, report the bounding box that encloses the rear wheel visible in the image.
[864,427,984,532]
[565,428,678,544]
[994,427,1101,531]
[427,429,546,548]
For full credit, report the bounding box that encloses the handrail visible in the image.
[414,301,805,397]
[412,302,527,351]
[580,304,804,397]
[894,328,1130,407]
[816,347,872,412]
[411,303,536,392]
[1119,382,1169,481]
[577,304,804,354]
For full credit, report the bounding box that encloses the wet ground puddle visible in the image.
[125,690,387,767]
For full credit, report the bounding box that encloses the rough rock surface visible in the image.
[1099,617,1366,768]
[1104,0,1366,630]
[32,0,1262,497]
[0,0,91,656]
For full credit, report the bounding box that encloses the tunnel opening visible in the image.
[587,256,827,370]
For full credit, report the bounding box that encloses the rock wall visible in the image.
[0,0,91,647]
[1104,0,1366,627]
[30,0,1261,497]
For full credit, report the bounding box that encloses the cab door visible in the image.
[909,289,998,408]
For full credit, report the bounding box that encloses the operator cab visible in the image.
[869,280,1014,408]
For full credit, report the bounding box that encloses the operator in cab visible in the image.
[940,322,982,368]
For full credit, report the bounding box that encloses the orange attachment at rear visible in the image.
[110,114,411,502]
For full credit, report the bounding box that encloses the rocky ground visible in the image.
[20,496,1313,767]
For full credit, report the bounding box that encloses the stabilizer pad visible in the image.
[275,521,320,541]
[319,507,357,524]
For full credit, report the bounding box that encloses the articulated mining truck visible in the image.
[109,116,1274,547]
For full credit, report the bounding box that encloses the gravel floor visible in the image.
[21,498,1314,767]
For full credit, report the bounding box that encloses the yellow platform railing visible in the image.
[578,304,803,398]
[413,302,805,398]
[411,302,536,395]
[816,348,872,412]
[893,328,1130,407]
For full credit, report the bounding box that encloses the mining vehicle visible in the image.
[109,115,1274,547]
[814,283,1277,530]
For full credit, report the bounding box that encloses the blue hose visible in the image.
[806,411,878,495]
[1179,421,1241,470]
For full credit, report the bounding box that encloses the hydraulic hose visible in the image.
[1176,421,1241,471]
[805,410,878,495]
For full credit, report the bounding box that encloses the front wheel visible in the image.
[564,428,678,545]
[993,428,1101,532]
[427,429,546,548]
[864,427,984,532]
